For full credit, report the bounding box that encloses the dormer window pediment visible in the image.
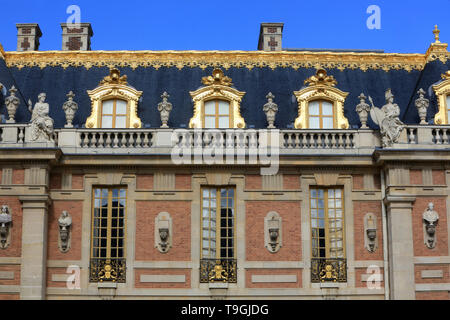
[86,68,143,129]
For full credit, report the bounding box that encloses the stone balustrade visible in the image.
[1,124,450,155]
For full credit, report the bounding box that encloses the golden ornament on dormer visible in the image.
[304,68,337,87]
[201,68,233,87]
[99,68,128,86]
[442,70,450,80]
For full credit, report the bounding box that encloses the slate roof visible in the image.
[0,49,449,129]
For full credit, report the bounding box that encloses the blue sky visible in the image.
[0,0,449,53]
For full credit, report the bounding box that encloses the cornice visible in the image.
[3,50,430,72]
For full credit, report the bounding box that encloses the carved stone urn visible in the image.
[263,92,278,129]
[415,88,429,125]
[356,93,370,129]
[4,86,20,123]
[62,91,78,128]
[157,92,173,128]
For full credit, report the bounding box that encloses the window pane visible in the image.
[205,101,215,114]
[322,117,334,129]
[115,116,127,128]
[218,101,229,114]
[205,116,215,128]
[102,116,113,128]
[322,101,333,116]
[309,117,320,129]
[218,116,229,128]
[309,101,320,115]
[102,100,114,114]
[116,100,127,115]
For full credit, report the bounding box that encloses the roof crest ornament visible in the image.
[201,68,233,87]
[99,67,128,86]
[304,68,337,87]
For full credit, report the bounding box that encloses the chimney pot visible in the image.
[60,23,93,51]
[258,23,284,51]
[16,23,42,51]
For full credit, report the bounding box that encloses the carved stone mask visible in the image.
[367,229,377,241]
[269,228,279,242]
[159,228,169,241]
[425,223,436,236]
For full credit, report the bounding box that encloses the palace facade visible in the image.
[0,22,449,300]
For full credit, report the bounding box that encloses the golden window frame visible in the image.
[86,68,143,129]
[189,69,246,129]
[433,70,450,125]
[294,69,349,129]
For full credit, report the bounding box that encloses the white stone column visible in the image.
[384,195,416,300]
[19,195,50,300]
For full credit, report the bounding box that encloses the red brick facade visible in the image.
[410,169,423,185]
[246,201,301,261]
[353,201,384,261]
[136,174,153,190]
[0,196,22,257]
[245,175,262,190]
[352,174,364,190]
[175,174,191,190]
[283,174,300,190]
[135,201,191,261]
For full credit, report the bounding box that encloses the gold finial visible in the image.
[202,68,233,87]
[99,67,128,86]
[433,25,440,43]
[304,68,337,87]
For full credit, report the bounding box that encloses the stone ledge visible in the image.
[251,274,297,283]
[140,275,186,283]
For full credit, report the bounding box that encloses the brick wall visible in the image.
[47,200,83,260]
[246,201,301,261]
[352,174,364,190]
[245,175,262,190]
[71,174,84,190]
[245,268,302,288]
[46,267,69,288]
[432,170,446,185]
[135,201,191,261]
[410,169,423,185]
[0,265,20,286]
[415,291,449,300]
[355,267,384,288]
[0,294,19,300]
[136,174,153,190]
[135,268,191,288]
[353,201,383,261]
[283,175,300,190]
[414,264,450,284]
[175,174,191,190]
[49,173,62,190]
[0,197,22,257]
[12,169,24,185]
[412,197,448,256]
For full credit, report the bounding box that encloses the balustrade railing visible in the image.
[282,130,356,149]
[200,258,237,283]
[78,130,155,149]
[311,258,347,283]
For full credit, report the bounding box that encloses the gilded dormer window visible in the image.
[294,69,349,129]
[189,69,246,129]
[86,68,143,129]
[433,71,450,125]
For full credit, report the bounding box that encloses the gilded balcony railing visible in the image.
[89,258,126,283]
[311,258,347,283]
[200,258,237,283]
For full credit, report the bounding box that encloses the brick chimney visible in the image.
[16,24,42,51]
[257,23,284,51]
[60,23,93,51]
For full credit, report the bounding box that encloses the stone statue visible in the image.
[0,205,12,249]
[355,93,370,129]
[423,202,439,249]
[58,210,72,252]
[415,88,429,125]
[4,86,20,123]
[263,92,278,129]
[28,93,54,142]
[157,92,172,128]
[62,91,78,128]
[368,89,404,147]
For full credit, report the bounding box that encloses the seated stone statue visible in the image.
[369,89,404,147]
[29,93,54,142]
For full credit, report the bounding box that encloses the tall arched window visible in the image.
[433,71,450,125]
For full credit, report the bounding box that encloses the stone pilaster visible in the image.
[19,195,50,300]
[384,195,416,300]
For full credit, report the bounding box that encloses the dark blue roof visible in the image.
[1,53,449,129]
